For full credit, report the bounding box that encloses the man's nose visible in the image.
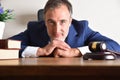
[55,23,61,33]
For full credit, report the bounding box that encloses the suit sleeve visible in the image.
[8,30,29,57]
[83,21,120,53]
[8,22,34,57]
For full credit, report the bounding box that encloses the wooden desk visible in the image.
[0,57,120,80]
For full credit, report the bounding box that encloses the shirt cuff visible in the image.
[22,46,39,58]
[78,46,91,55]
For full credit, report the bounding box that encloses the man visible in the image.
[10,0,120,58]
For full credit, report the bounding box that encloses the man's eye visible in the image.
[48,21,54,25]
[61,20,66,24]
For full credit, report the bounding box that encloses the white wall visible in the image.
[1,0,120,44]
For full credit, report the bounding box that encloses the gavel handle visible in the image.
[106,49,120,56]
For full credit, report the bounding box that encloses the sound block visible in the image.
[83,52,117,60]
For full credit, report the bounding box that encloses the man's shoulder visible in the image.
[71,19,89,31]
[72,19,88,26]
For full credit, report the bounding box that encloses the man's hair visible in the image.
[44,0,73,16]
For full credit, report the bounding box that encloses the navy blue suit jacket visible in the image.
[9,19,120,57]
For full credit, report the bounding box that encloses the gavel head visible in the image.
[89,41,106,52]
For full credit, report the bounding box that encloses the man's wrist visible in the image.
[73,48,82,57]
[37,48,45,56]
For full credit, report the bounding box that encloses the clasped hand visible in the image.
[37,39,81,57]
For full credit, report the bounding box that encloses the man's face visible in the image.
[45,5,72,41]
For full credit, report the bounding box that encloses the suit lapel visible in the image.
[65,25,78,47]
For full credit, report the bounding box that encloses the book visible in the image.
[0,39,21,49]
[0,59,19,65]
[0,49,19,59]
